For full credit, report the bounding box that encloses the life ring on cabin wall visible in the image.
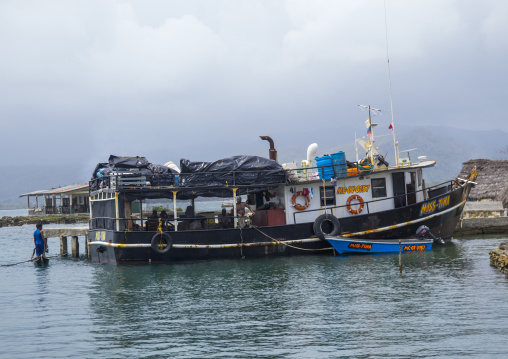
[346,194,364,215]
[291,191,310,210]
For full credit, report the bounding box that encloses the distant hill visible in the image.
[2,125,506,208]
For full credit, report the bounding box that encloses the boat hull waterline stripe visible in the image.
[89,237,324,249]
[88,200,466,249]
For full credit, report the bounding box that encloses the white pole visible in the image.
[355,132,359,163]
[384,0,398,167]
[172,191,178,231]
[369,107,375,165]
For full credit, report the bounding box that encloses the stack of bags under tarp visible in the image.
[178,155,287,198]
[90,154,287,197]
[90,155,178,190]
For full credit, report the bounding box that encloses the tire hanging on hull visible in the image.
[313,214,341,240]
[151,232,173,254]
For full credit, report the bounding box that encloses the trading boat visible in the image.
[87,112,477,264]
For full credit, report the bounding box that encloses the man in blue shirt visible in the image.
[33,223,48,260]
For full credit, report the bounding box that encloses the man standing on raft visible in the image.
[33,223,48,260]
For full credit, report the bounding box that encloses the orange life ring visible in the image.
[346,194,364,215]
[291,191,310,210]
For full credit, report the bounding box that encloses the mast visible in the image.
[359,104,381,165]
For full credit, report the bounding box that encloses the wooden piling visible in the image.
[71,236,79,258]
[84,234,89,258]
[60,236,68,256]
[399,239,402,274]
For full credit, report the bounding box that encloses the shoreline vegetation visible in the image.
[0,215,89,228]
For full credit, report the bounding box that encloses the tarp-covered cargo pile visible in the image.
[90,155,288,199]
[90,155,177,191]
[178,155,287,198]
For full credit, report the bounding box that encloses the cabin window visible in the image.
[371,178,387,198]
[417,169,422,187]
[320,186,336,206]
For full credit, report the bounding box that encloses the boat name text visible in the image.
[348,243,372,250]
[419,195,450,216]
[337,185,370,195]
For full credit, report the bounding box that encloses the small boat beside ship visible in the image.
[33,256,50,266]
[325,237,433,255]
[87,110,477,264]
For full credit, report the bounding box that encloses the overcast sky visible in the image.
[1,0,507,170]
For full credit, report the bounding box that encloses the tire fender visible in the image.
[151,232,173,255]
[313,214,341,240]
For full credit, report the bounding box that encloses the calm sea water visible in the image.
[1,223,507,359]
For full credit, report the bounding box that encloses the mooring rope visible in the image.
[1,258,35,267]
[251,225,332,251]
[1,253,61,267]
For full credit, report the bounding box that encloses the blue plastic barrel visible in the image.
[331,151,347,178]
[316,155,334,179]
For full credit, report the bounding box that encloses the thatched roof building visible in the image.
[458,159,508,208]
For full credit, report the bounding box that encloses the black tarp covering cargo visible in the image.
[108,155,149,169]
[92,162,110,179]
[178,155,286,198]
[91,154,287,200]
[91,155,157,191]
[91,155,149,180]
[147,164,177,187]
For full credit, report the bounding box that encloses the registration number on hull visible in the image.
[403,245,427,251]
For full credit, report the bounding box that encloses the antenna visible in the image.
[358,105,381,165]
[354,132,359,163]
[384,0,398,167]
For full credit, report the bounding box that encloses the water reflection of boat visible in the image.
[325,237,432,255]
[87,115,477,264]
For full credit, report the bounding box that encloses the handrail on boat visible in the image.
[292,179,460,223]
[89,167,292,194]
[89,214,239,231]
[88,161,435,195]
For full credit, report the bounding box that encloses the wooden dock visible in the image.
[43,227,89,258]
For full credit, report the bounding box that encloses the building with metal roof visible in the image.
[19,184,89,216]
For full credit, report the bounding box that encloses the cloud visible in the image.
[0,0,506,167]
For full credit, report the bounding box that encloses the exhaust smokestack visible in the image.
[259,136,278,162]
